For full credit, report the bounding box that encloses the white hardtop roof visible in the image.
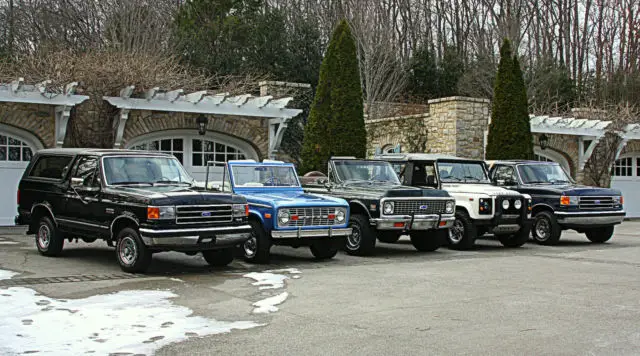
[374,153,482,162]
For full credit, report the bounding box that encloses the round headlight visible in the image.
[514,199,522,209]
[278,209,290,224]
[336,209,346,222]
[445,201,455,213]
[502,199,510,210]
[383,202,394,215]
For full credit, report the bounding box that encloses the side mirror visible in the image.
[70,177,83,187]
[495,179,505,186]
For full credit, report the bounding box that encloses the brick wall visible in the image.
[0,103,56,148]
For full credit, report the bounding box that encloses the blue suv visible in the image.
[205,160,351,263]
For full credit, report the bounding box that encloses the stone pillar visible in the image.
[427,96,490,159]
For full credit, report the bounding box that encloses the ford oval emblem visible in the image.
[419,205,428,210]
[594,200,600,204]
[202,211,212,217]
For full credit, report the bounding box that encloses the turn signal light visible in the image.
[560,196,570,206]
[245,204,249,216]
[328,214,336,220]
[439,221,447,227]
[394,222,405,228]
[291,215,299,221]
[621,196,624,205]
[147,207,160,220]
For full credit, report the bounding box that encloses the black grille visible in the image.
[496,196,524,214]
[579,196,615,210]
[286,207,339,227]
[176,205,233,224]
[388,200,447,215]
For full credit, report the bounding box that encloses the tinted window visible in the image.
[493,166,517,183]
[70,156,99,186]
[29,155,74,180]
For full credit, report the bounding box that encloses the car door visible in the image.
[60,155,108,236]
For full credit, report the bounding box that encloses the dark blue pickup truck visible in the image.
[488,160,625,245]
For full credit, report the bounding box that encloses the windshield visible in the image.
[103,156,193,186]
[518,164,573,184]
[333,160,401,184]
[437,161,490,183]
[231,165,300,187]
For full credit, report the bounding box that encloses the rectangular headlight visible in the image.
[560,196,578,206]
[233,204,248,217]
[147,206,175,220]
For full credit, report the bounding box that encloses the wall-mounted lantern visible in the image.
[196,114,208,135]
[539,133,549,150]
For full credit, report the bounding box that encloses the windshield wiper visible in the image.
[154,180,191,185]
[463,176,481,182]
[526,180,552,184]
[111,181,153,186]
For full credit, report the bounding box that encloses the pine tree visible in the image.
[300,20,365,173]
[485,39,534,160]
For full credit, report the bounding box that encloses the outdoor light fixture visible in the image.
[539,133,549,150]
[196,114,208,135]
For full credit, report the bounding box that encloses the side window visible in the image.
[71,156,99,187]
[493,166,517,183]
[29,155,74,180]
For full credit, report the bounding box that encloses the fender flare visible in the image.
[31,202,57,225]
[110,213,140,239]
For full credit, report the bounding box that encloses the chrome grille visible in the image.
[286,207,338,227]
[389,200,446,215]
[176,205,233,224]
[579,196,615,210]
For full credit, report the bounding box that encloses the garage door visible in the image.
[611,156,640,218]
[0,132,36,225]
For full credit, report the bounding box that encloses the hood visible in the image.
[239,188,349,208]
[342,182,450,198]
[109,185,243,205]
[442,183,522,197]
[524,183,622,196]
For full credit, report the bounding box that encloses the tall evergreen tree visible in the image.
[485,39,533,160]
[300,20,365,173]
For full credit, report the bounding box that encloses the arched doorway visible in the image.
[0,124,43,225]
[534,146,571,174]
[125,130,259,181]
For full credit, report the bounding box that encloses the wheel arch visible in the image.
[532,203,555,217]
[110,214,140,240]
[349,200,371,219]
[30,203,56,231]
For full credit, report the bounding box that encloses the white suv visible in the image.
[375,153,532,249]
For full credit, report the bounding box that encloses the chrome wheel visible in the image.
[449,219,464,244]
[37,224,51,250]
[244,232,258,258]
[534,217,551,241]
[347,223,361,250]
[118,236,138,266]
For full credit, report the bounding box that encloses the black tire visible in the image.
[497,224,531,248]
[448,210,476,250]
[345,214,376,256]
[409,229,446,252]
[243,220,271,264]
[309,240,339,260]
[585,226,614,243]
[377,232,401,243]
[115,228,152,273]
[202,248,235,266]
[531,211,562,245]
[35,216,64,256]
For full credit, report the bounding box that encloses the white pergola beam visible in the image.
[145,87,159,101]
[120,85,135,99]
[0,80,89,106]
[185,90,207,104]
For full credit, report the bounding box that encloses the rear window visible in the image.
[29,155,74,180]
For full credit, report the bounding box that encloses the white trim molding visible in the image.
[105,86,302,158]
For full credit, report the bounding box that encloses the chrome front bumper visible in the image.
[271,227,352,239]
[556,211,626,226]
[372,215,455,231]
[139,224,252,248]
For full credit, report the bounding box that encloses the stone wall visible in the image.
[366,96,490,159]
[0,102,56,148]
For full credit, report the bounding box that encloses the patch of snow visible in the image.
[0,241,18,245]
[0,270,261,355]
[252,292,289,314]
[169,277,185,283]
[243,272,289,290]
[265,268,301,274]
[0,270,17,280]
[292,275,301,279]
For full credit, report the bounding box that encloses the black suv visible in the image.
[15,149,252,273]
[488,160,625,245]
